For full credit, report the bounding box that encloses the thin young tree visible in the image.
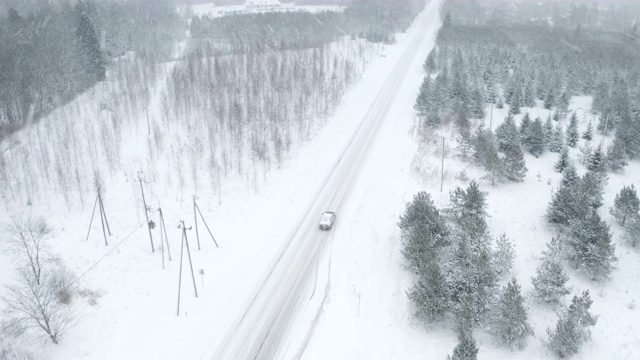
[4,216,51,286]
[494,278,534,350]
[609,185,640,226]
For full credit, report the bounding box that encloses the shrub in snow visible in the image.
[566,211,617,281]
[494,278,533,350]
[609,185,640,226]
[531,237,572,304]
[493,234,515,275]
[546,291,598,358]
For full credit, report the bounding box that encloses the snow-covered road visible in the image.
[206,1,443,359]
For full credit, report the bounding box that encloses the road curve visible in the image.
[205,2,441,359]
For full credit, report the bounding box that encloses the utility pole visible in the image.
[136,172,155,252]
[440,137,445,192]
[601,114,609,147]
[489,102,494,132]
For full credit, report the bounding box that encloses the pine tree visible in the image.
[407,245,448,323]
[557,91,571,118]
[414,76,431,115]
[519,113,532,139]
[587,145,606,173]
[566,112,579,147]
[582,121,593,141]
[549,125,564,153]
[399,192,449,270]
[496,95,504,109]
[546,292,597,359]
[447,332,479,360]
[532,237,572,303]
[554,147,570,173]
[606,136,628,172]
[545,115,554,144]
[447,181,488,236]
[544,86,555,110]
[471,88,485,119]
[609,185,640,226]
[580,171,605,209]
[502,143,527,182]
[495,278,533,350]
[567,211,617,280]
[76,5,105,82]
[424,48,437,74]
[623,214,640,247]
[493,234,515,275]
[547,165,589,226]
[509,86,522,115]
[495,115,520,153]
[454,293,477,338]
[456,127,473,158]
[526,117,546,157]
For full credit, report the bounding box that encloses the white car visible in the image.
[319,211,336,230]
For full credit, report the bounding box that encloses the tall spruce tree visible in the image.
[624,214,640,247]
[566,112,580,147]
[606,136,628,172]
[76,5,105,82]
[494,278,533,350]
[407,243,448,323]
[549,124,564,153]
[546,291,597,358]
[587,145,606,173]
[493,234,515,275]
[582,121,593,141]
[447,332,479,360]
[526,117,546,157]
[554,147,571,173]
[495,115,520,153]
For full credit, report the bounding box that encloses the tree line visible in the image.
[0,0,183,139]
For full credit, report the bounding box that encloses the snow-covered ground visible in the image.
[3,0,639,358]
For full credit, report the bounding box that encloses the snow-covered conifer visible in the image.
[526,116,546,157]
[549,124,564,153]
[494,278,533,350]
[606,136,628,172]
[447,332,479,360]
[532,237,572,303]
[624,214,640,247]
[493,234,515,275]
[566,112,579,147]
[567,211,617,280]
[546,291,598,358]
[587,145,606,173]
[502,143,527,182]
[609,185,639,226]
[554,147,570,173]
[495,115,520,153]
[407,245,448,323]
[582,121,593,141]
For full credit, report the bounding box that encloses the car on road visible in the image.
[319,211,336,230]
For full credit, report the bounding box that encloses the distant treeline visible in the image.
[190,0,423,53]
[0,0,183,138]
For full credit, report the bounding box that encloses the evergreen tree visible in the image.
[566,112,579,147]
[587,145,606,173]
[546,292,597,358]
[502,142,527,182]
[495,115,520,153]
[567,211,617,280]
[496,95,504,109]
[519,113,532,139]
[414,76,431,115]
[549,124,564,153]
[447,332,479,360]
[424,48,437,74]
[609,185,640,226]
[399,192,450,270]
[495,278,533,350]
[509,86,522,115]
[446,181,488,236]
[75,5,105,81]
[623,214,640,247]
[532,237,572,303]
[526,117,546,157]
[544,86,555,110]
[580,171,605,209]
[456,127,473,158]
[544,115,554,144]
[454,293,477,339]
[547,165,589,226]
[591,81,609,114]
[606,136,628,172]
[493,234,515,275]
[554,147,570,173]
[471,88,485,119]
[557,91,571,118]
[582,121,593,141]
[407,244,448,323]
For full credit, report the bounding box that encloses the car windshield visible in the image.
[321,213,333,222]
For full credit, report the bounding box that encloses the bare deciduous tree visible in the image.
[4,216,51,286]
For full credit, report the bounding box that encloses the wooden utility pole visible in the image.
[440,137,445,192]
[489,102,494,132]
[86,188,111,246]
[176,221,198,316]
[137,173,155,252]
[193,197,201,250]
[193,199,219,248]
[601,114,610,147]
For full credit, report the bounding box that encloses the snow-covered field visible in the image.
[2,0,639,358]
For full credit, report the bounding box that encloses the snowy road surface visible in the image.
[206,2,442,359]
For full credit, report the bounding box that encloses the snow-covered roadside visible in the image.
[301,77,640,360]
